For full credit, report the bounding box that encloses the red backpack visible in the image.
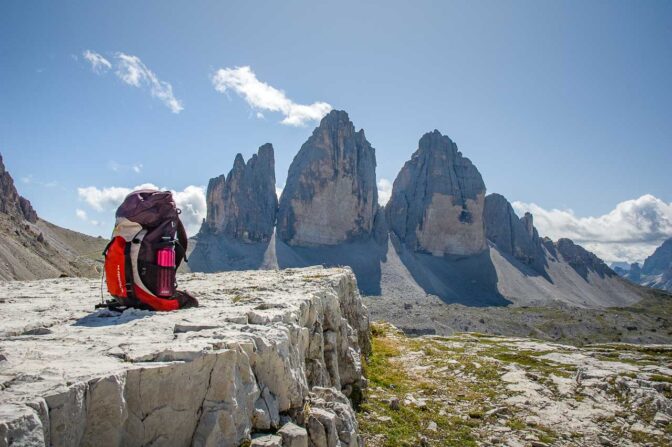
[102,189,198,311]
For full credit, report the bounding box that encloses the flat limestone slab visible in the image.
[0,267,370,447]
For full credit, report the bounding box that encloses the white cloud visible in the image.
[377,178,393,206]
[132,164,143,173]
[276,185,284,200]
[77,184,206,236]
[512,194,672,264]
[115,53,183,113]
[211,66,332,126]
[81,50,183,113]
[75,209,88,220]
[82,50,111,74]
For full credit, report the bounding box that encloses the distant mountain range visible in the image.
[188,110,655,309]
[616,238,672,292]
[1,112,664,310]
[0,154,106,280]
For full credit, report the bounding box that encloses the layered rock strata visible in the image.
[203,144,278,243]
[385,130,486,256]
[277,110,378,246]
[0,268,370,447]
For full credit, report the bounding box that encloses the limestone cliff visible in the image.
[203,144,278,243]
[277,110,378,246]
[0,268,370,447]
[386,130,486,256]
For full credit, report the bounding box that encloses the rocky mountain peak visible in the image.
[642,237,672,275]
[554,238,615,279]
[484,193,545,269]
[385,130,486,256]
[0,153,37,223]
[202,144,277,242]
[277,110,378,246]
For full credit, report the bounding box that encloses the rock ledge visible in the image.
[0,268,370,447]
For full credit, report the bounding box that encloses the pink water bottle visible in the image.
[156,246,176,297]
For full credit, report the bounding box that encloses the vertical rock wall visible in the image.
[277,110,378,247]
[203,144,278,243]
[385,130,486,256]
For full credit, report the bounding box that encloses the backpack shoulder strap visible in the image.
[175,217,188,267]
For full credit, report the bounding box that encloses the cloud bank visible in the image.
[211,66,332,126]
[512,194,672,264]
[82,50,183,113]
[77,184,206,236]
[377,178,393,206]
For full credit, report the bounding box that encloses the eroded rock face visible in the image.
[0,268,370,447]
[386,130,486,256]
[277,110,378,246]
[0,154,37,223]
[203,144,277,242]
[554,238,616,279]
[484,193,545,270]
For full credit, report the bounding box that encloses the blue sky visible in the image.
[1,1,671,263]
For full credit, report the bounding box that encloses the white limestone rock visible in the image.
[0,268,370,447]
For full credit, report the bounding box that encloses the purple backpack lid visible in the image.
[116,189,178,227]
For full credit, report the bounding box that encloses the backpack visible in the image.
[102,189,198,311]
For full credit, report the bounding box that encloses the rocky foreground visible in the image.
[0,268,370,447]
[360,323,672,446]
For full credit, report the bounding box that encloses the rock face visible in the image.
[203,144,277,243]
[484,193,545,272]
[623,239,672,292]
[554,238,616,279]
[0,268,370,447]
[277,110,378,246]
[0,154,37,223]
[385,130,486,256]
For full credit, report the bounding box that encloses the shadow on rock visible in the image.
[276,238,386,296]
[73,308,154,327]
[392,235,511,307]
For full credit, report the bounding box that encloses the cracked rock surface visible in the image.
[0,267,370,447]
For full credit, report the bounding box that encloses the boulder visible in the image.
[278,422,308,447]
[251,435,282,447]
[277,110,378,246]
[385,130,486,256]
[202,143,277,242]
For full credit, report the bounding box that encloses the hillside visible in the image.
[0,153,107,281]
[0,214,106,281]
[359,323,672,446]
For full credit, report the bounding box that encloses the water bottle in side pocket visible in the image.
[156,242,176,297]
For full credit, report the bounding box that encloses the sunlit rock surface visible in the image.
[386,130,486,256]
[0,268,370,447]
